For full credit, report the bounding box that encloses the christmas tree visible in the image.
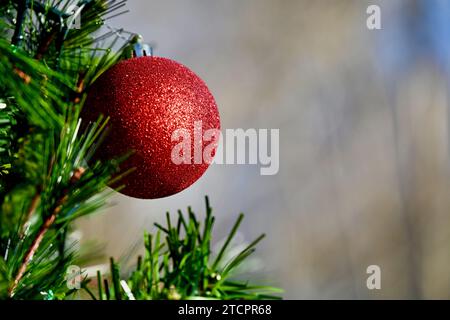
[0,0,280,300]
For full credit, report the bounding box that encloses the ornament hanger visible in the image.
[121,35,154,58]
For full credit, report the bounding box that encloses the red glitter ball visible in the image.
[83,56,221,199]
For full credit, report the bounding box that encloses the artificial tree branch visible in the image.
[8,168,85,297]
[8,205,59,297]
[0,0,138,300]
[11,0,69,61]
[11,0,28,46]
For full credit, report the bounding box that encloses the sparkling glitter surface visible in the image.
[83,56,221,199]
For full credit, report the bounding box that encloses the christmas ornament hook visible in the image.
[124,34,153,58]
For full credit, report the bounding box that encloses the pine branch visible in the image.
[8,167,86,297]
[0,0,133,300]
[89,197,282,301]
[9,204,57,297]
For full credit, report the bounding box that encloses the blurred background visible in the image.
[78,0,450,299]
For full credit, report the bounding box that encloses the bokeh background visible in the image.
[79,0,450,299]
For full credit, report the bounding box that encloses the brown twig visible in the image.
[8,168,85,297]
[13,67,31,84]
[73,72,87,104]
[8,201,62,297]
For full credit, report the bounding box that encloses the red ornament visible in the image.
[83,56,221,199]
